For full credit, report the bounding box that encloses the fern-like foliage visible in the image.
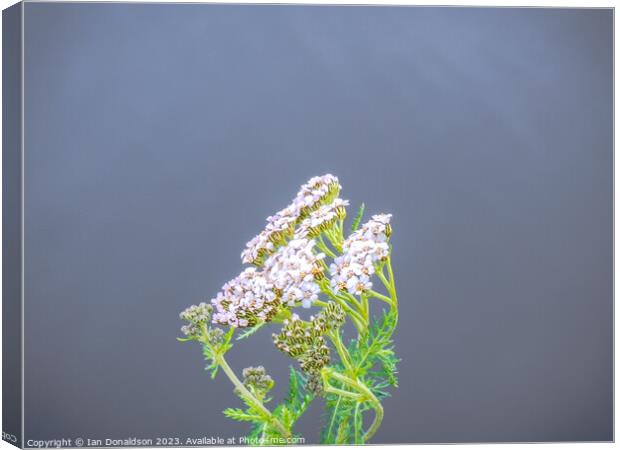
[271,367,314,434]
[320,307,399,444]
[350,308,399,384]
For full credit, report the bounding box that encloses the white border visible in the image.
[20,1,24,447]
[0,2,615,450]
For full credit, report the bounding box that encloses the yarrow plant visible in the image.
[179,174,398,444]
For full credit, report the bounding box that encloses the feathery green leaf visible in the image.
[223,408,263,422]
[351,203,365,232]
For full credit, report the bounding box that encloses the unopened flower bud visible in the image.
[241,366,274,396]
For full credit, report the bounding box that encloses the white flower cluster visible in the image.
[294,198,349,239]
[212,238,326,327]
[264,238,326,308]
[241,174,341,265]
[240,204,297,266]
[211,267,280,328]
[330,214,392,295]
[295,174,341,213]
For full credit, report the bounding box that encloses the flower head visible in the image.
[330,214,392,295]
[211,268,281,328]
[351,213,392,243]
[240,232,275,266]
[294,198,349,239]
[292,174,341,215]
[264,238,325,309]
[240,204,301,266]
[241,174,341,265]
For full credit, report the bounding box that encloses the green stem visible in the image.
[321,369,362,400]
[317,257,329,271]
[368,289,392,305]
[339,291,363,311]
[323,229,343,252]
[324,386,362,400]
[316,235,337,259]
[323,369,385,443]
[361,293,369,319]
[326,370,359,389]
[386,257,397,303]
[338,219,345,242]
[325,396,343,441]
[328,331,354,374]
[376,268,392,294]
[354,402,362,444]
[385,256,399,327]
[357,381,384,442]
[216,355,290,438]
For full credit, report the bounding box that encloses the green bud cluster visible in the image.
[206,328,225,345]
[241,366,275,398]
[310,302,346,335]
[272,302,345,394]
[179,302,223,344]
[299,343,330,373]
[273,316,320,359]
[305,372,324,396]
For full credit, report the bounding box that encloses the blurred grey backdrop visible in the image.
[22,4,612,444]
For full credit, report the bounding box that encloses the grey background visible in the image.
[22,3,612,444]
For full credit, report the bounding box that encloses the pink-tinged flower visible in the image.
[240,175,342,265]
[264,238,325,308]
[211,268,281,328]
[330,214,392,295]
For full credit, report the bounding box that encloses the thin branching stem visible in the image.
[316,236,337,259]
[358,382,384,442]
[386,257,397,303]
[215,355,291,438]
[323,369,385,442]
[323,229,343,253]
[325,395,343,441]
[368,289,392,305]
[328,331,354,374]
